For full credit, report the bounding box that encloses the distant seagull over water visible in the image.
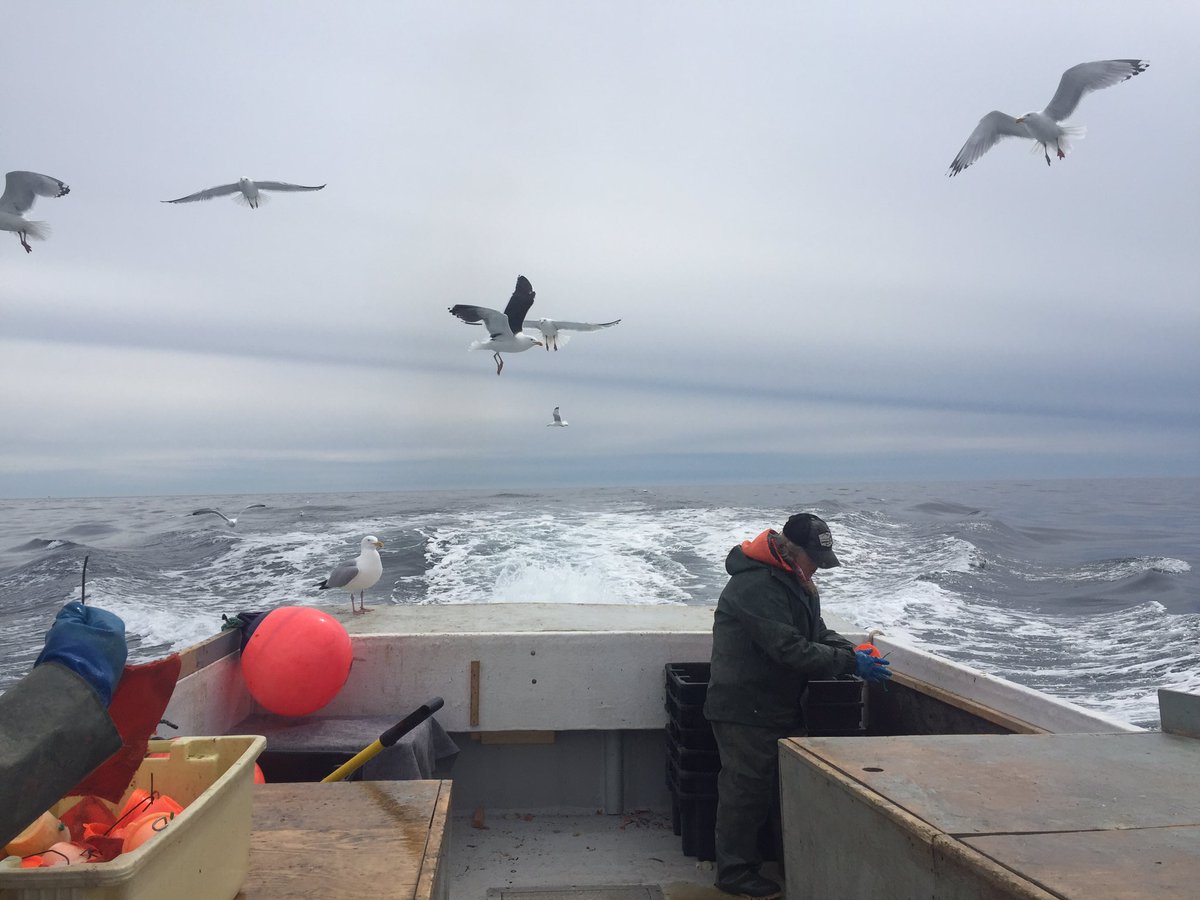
[529,317,621,351]
[547,406,569,427]
[162,177,326,208]
[319,535,384,614]
[948,59,1148,176]
[1,171,69,253]
[449,275,544,375]
[190,503,267,528]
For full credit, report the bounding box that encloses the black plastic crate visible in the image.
[668,769,774,862]
[665,662,711,706]
[668,768,718,860]
[667,753,718,795]
[667,729,721,772]
[803,700,864,733]
[805,726,868,738]
[667,715,717,752]
[803,676,864,704]
[665,692,709,729]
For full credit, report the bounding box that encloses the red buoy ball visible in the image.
[241,607,353,717]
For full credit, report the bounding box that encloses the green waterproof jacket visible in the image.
[703,536,857,729]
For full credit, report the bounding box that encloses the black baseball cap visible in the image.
[782,513,841,568]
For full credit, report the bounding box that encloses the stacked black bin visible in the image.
[801,675,867,736]
[664,662,720,860]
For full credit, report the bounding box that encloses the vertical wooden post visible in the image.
[469,660,480,727]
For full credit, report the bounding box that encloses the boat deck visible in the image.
[448,808,770,900]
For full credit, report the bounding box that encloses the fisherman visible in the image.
[0,602,127,847]
[703,513,892,899]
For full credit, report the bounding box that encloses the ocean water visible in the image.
[1,477,1196,729]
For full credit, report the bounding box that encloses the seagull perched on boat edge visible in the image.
[190,503,267,528]
[528,317,621,351]
[547,406,568,427]
[162,177,326,208]
[318,535,385,614]
[948,59,1148,176]
[448,275,543,374]
[0,171,70,253]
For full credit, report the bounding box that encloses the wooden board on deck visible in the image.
[237,780,451,900]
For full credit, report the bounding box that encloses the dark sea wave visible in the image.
[0,478,1196,728]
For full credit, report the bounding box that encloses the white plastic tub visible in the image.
[0,734,265,900]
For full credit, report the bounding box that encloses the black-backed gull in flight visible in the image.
[448,275,543,374]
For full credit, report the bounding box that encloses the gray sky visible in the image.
[3,1,1197,497]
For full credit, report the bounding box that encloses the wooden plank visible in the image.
[470,659,481,726]
[238,780,446,899]
[416,781,452,900]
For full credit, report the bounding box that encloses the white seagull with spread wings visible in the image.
[163,177,326,208]
[190,503,267,528]
[1,171,70,253]
[449,275,543,374]
[948,59,1148,176]
[318,535,385,614]
[547,407,569,427]
[529,316,621,351]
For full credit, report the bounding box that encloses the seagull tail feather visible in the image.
[19,220,50,241]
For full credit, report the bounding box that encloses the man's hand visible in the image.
[34,602,127,706]
[854,649,892,683]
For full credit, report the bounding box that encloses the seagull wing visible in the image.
[322,560,360,589]
[1043,59,1148,122]
[254,181,326,193]
[449,304,513,338]
[947,111,1028,176]
[0,171,69,214]
[533,318,621,333]
[162,183,242,204]
[191,508,234,525]
[504,275,536,333]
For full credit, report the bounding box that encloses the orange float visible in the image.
[240,606,353,717]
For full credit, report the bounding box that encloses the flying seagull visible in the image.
[163,177,326,208]
[190,503,267,528]
[547,406,569,427]
[1,171,70,254]
[318,535,385,614]
[529,317,621,351]
[948,59,1148,176]
[448,275,543,374]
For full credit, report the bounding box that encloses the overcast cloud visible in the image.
[2,1,1197,497]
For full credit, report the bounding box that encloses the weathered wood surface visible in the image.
[237,780,450,900]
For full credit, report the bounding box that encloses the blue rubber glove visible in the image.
[34,602,127,706]
[854,649,892,683]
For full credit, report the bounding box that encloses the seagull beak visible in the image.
[1014,116,1025,123]
[373,540,384,549]
[534,340,544,347]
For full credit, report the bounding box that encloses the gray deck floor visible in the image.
[447,809,784,900]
